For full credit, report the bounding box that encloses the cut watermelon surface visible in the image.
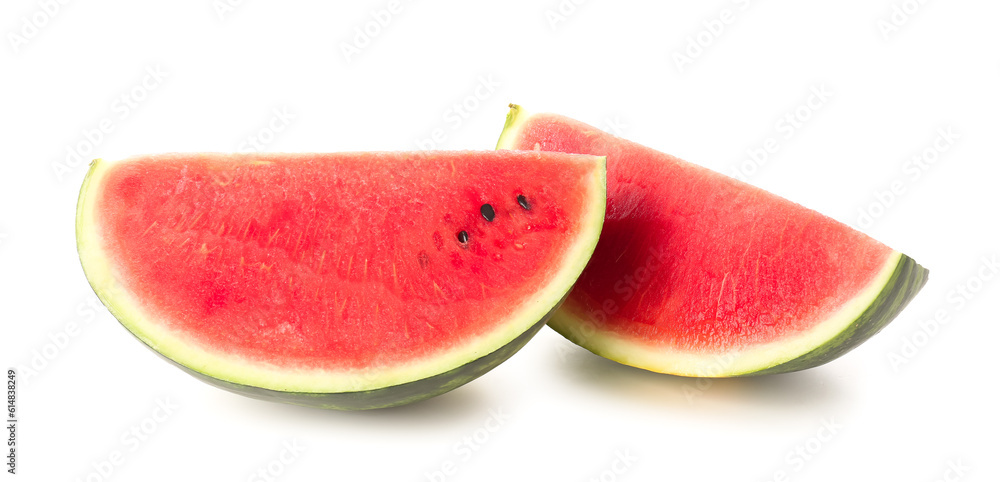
[497,105,928,377]
[76,151,606,408]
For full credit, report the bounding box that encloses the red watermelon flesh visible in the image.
[77,151,606,407]
[497,105,928,376]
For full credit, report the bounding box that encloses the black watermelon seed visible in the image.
[480,204,495,222]
[457,230,469,244]
[517,194,530,210]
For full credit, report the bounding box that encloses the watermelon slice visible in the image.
[76,151,606,409]
[497,105,928,377]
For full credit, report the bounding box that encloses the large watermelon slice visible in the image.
[497,105,928,377]
[76,151,606,409]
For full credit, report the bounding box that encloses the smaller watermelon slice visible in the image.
[497,105,929,377]
[76,151,606,409]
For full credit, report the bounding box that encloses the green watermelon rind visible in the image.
[76,154,607,409]
[496,104,529,150]
[548,252,927,377]
[160,302,557,410]
[746,253,928,376]
[497,105,929,378]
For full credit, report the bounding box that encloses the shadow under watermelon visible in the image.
[553,343,851,416]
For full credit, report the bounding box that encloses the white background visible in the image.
[2,0,998,480]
